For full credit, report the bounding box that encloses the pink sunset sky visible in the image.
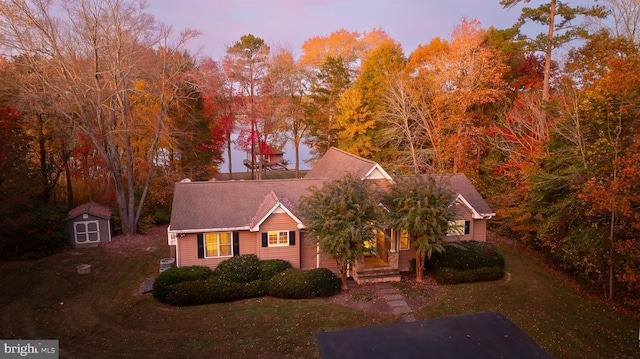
[146,0,600,60]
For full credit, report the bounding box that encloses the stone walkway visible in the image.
[375,282,416,322]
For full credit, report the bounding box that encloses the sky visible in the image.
[144,0,600,172]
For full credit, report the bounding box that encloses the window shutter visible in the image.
[289,231,296,246]
[197,233,204,258]
[233,232,240,256]
[464,221,471,235]
[261,232,268,247]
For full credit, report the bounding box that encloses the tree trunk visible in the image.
[66,161,73,210]
[415,252,424,282]
[227,131,232,180]
[339,262,349,290]
[294,133,300,178]
[543,0,556,101]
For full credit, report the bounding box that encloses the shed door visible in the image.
[75,220,100,244]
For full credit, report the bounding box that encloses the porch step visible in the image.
[353,267,401,284]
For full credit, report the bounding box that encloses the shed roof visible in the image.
[65,201,112,221]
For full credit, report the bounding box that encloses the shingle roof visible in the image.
[170,150,494,232]
[65,201,112,221]
[169,178,324,232]
[305,147,385,181]
[424,174,494,217]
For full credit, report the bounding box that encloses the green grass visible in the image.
[0,230,395,358]
[418,240,639,359]
[0,229,637,358]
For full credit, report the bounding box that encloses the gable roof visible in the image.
[169,178,324,233]
[170,151,494,233]
[65,201,112,221]
[424,174,495,219]
[305,147,392,182]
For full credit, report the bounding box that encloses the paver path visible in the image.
[375,282,416,322]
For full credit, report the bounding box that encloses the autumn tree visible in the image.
[336,39,406,160]
[380,73,425,174]
[301,28,390,161]
[264,46,308,176]
[298,174,384,290]
[500,0,608,100]
[406,19,507,174]
[305,56,351,160]
[385,176,455,282]
[571,33,640,300]
[0,0,201,235]
[590,0,640,45]
[299,28,389,77]
[224,34,270,179]
[191,57,231,178]
[2,55,76,205]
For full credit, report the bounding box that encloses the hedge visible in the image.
[164,277,266,306]
[152,266,214,303]
[154,258,341,306]
[214,254,261,283]
[267,268,314,299]
[259,259,293,280]
[433,266,505,285]
[426,241,505,271]
[306,268,341,297]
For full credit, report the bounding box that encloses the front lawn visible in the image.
[0,226,637,358]
[418,237,639,358]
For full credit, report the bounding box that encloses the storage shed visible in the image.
[65,202,112,247]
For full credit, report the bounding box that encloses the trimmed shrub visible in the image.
[214,254,261,283]
[427,241,505,271]
[307,268,341,297]
[152,266,214,303]
[165,277,266,306]
[433,266,505,285]
[267,268,314,299]
[259,259,293,280]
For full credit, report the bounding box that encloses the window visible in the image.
[75,221,100,243]
[268,231,289,247]
[204,232,233,257]
[261,231,295,248]
[447,220,470,236]
[399,230,410,250]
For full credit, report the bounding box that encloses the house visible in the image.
[65,201,113,247]
[168,147,494,282]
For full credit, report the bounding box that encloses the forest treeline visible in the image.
[0,0,638,309]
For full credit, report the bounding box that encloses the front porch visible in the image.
[352,256,401,284]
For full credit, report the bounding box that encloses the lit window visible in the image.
[399,230,410,250]
[204,232,233,257]
[447,220,470,236]
[268,231,289,246]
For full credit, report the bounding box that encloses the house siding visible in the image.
[299,232,341,274]
[177,231,253,269]
[472,219,487,241]
[257,213,300,268]
[398,247,417,272]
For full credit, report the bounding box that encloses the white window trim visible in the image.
[268,230,289,247]
[447,220,469,236]
[204,232,233,258]
[74,220,100,244]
